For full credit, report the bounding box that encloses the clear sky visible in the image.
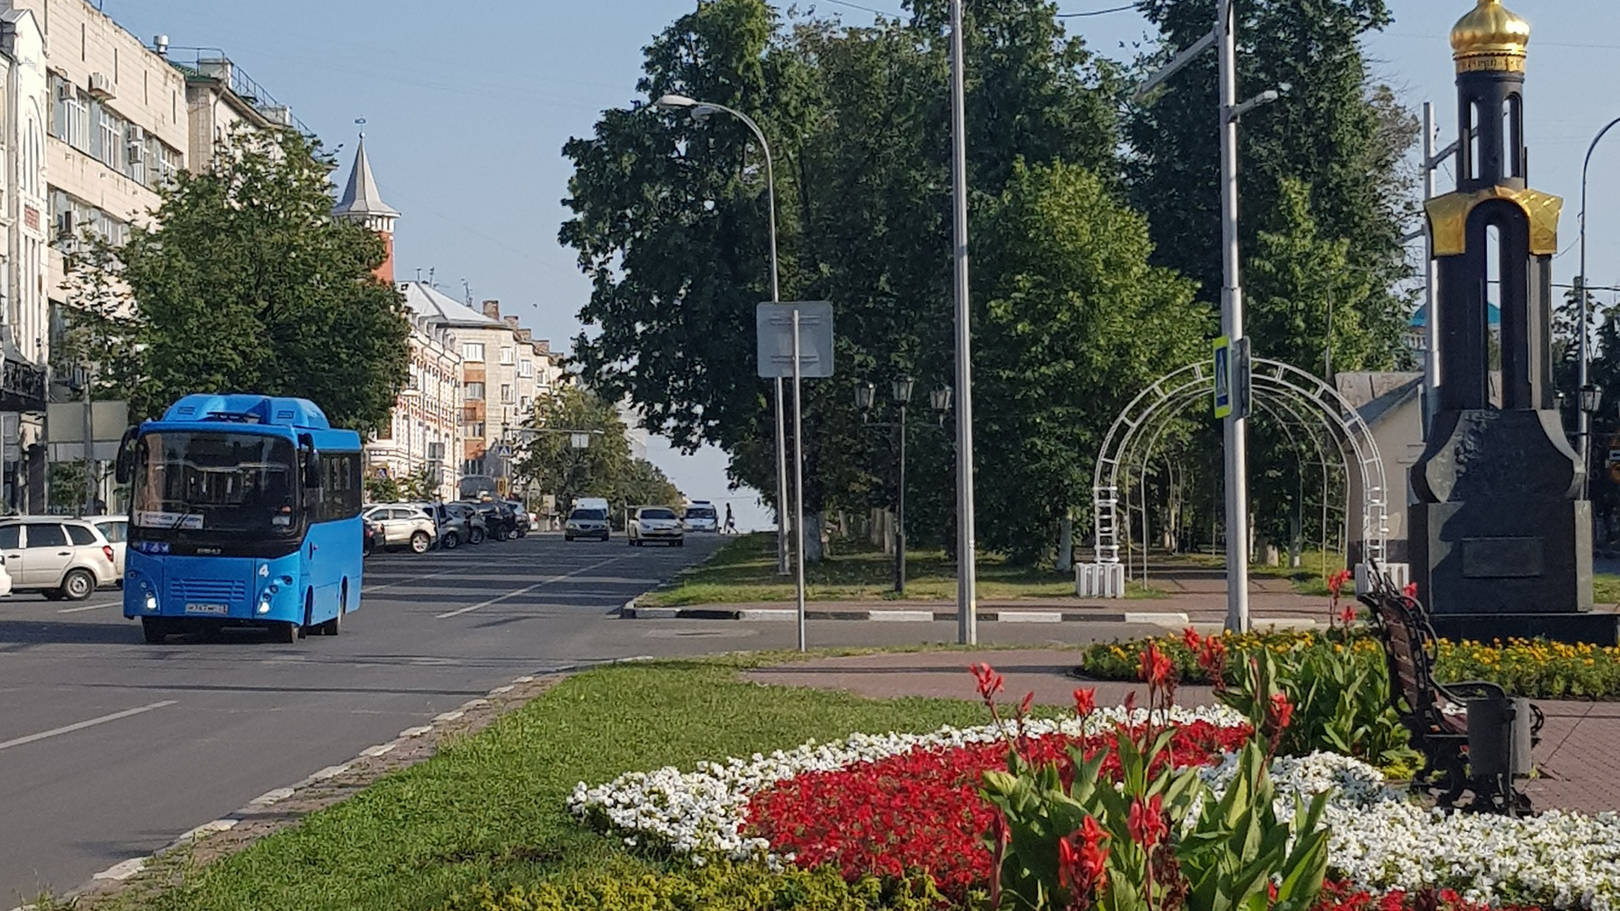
[96,0,1619,530]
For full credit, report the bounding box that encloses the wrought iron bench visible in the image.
[1358,569,1543,815]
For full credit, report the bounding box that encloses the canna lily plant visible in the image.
[976,647,1331,911]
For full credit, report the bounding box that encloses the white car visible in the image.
[682,501,718,533]
[88,515,128,582]
[361,505,438,553]
[0,517,118,600]
[628,506,684,547]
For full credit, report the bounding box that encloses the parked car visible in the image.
[405,501,469,549]
[87,515,129,582]
[628,506,684,547]
[360,504,437,553]
[362,517,377,556]
[683,501,718,533]
[447,502,488,544]
[471,500,518,541]
[0,517,118,600]
[0,553,12,598]
[564,507,611,542]
[506,501,531,537]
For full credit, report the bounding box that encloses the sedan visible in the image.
[628,506,684,547]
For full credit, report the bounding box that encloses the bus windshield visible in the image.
[132,431,300,534]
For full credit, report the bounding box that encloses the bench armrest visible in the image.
[1437,679,1507,703]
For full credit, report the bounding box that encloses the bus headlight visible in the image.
[257,597,272,615]
[144,593,158,612]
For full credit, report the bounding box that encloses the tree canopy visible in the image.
[513,385,684,511]
[61,127,410,433]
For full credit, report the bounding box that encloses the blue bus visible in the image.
[116,394,365,644]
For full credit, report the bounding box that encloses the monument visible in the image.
[1409,0,1616,644]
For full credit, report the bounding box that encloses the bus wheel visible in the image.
[410,531,431,554]
[141,617,171,644]
[61,569,96,601]
[320,584,346,636]
[274,620,299,644]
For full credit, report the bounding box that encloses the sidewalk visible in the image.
[744,649,1620,815]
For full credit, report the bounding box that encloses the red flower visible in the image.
[1181,627,1201,653]
[1195,636,1228,682]
[1138,641,1175,688]
[1073,687,1097,718]
[1268,692,1294,733]
[1019,691,1036,717]
[1340,604,1357,625]
[1403,581,1419,601]
[1327,569,1352,597]
[1058,815,1110,894]
[1126,794,1167,848]
[970,662,1005,702]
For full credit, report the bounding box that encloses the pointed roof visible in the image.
[333,135,398,219]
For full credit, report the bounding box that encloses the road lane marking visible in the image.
[0,700,178,752]
[362,565,466,594]
[58,599,121,613]
[435,556,625,619]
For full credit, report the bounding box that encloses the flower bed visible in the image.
[1079,631,1620,700]
[571,707,1620,910]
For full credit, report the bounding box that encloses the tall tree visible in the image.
[1127,0,1416,373]
[512,385,631,510]
[62,127,409,432]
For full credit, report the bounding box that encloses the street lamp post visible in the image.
[947,0,978,645]
[858,377,950,596]
[654,93,790,578]
[1579,116,1620,500]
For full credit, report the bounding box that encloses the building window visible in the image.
[500,384,513,404]
[50,76,91,153]
[468,422,485,439]
[96,105,122,170]
[519,359,534,378]
[519,395,531,411]
[465,381,485,401]
[462,342,485,362]
[500,346,514,365]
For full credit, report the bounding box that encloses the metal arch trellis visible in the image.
[1116,390,1343,585]
[1092,358,1388,570]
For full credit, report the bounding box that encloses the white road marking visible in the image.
[0,700,178,752]
[434,556,624,619]
[57,599,120,614]
[361,565,465,594]
[93,858,146,880]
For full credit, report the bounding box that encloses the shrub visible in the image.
[440,862,947,911]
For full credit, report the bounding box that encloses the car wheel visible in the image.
[60,568,95,601]
[565,534,574,542]
[443,531,460,550]
[470,528,485,545]
[410,531,431,554]
[141,617,172,644]
[675,539,685,548]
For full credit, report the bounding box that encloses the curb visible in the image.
[37,655,656,911]
[619,604,1192,627]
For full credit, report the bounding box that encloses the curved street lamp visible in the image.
[653,93,791,579]
[1578,115,1620,500]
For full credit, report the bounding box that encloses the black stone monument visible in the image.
[1410,0,1617,645]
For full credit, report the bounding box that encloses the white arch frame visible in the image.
[1091,358,1389,572]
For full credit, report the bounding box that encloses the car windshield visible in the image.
[132,431,299,534]
[640,508,677,520]
[571,509,606,521]
[686,507,716,519]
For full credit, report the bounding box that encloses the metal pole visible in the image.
[948,0,977,645]
[1423,101,1440,438]
[792,308,807,652]
[775,380,790,574]
[1579,117,1620,501]
[895,404,906,595]
[1218,0,1251,633]
[81,366,93,515]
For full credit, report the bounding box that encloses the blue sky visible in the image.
[99,0,1619,529]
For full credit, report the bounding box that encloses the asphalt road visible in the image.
[0,532,1148,902]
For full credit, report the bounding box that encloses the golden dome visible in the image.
[1451,0,1531,73]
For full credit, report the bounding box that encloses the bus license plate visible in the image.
[185,603,229,616]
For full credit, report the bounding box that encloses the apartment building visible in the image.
[0,8,47,508]
[172,45,304,173]
[367,310,463,501]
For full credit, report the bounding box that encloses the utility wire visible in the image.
[1057,4,1137,17]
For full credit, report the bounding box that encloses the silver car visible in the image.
[88,515,128,582]
[628,506,684,547]
[360,505,437,554]
[0,517,119,600]
[565,507,611,542]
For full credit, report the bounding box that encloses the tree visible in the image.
[974,161,1208,561]
[618,459,684,509]
[1127,0,1415,372]
[63,127,410,432]
[513,385,631,510]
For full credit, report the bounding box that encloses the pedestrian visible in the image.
[723,503,737,535]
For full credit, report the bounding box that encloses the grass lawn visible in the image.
[641,533,1164,606]
[90,657,994,911]
[1174,549,1345,597]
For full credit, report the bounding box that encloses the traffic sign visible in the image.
[1213,336,1232,419]
[757,302,835,379]
[494,444,513,458]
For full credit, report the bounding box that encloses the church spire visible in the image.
[333,133,399,283]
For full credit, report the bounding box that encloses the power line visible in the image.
[1057,4,1138,17]
[819,0,897,17]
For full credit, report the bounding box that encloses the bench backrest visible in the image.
[1360,572,1445,730]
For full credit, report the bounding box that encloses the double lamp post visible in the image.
[856,376,952,595]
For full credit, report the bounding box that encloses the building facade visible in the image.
[366,311,462,501]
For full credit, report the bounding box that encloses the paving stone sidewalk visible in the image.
[745,649,1620,815]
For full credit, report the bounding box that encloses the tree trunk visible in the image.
[804,512,825,563]
[1056,515,1074,573]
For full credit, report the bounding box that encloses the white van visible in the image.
[574,497,610,514]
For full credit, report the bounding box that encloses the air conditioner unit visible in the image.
[55,81,73,102]
[87,73,114,100]
[126,141,145,164]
